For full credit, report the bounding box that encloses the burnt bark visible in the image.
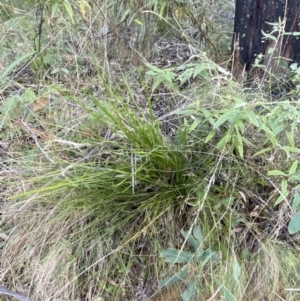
[232,0,300,80]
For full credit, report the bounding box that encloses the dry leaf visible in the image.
[108,278,117,286]
[32,97,49,112]
[0,233,9,241]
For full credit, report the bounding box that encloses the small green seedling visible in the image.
[159,224,218,301]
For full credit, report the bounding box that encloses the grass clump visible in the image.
[3,66,300,300]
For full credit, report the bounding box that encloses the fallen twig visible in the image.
[0,286,33,301]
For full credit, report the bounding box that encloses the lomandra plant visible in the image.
[159,224,218,301]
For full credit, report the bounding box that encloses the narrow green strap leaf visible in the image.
[267,170,287,176]
[63,0,74,22]
[0,51,35,82]
[289,161,298,175]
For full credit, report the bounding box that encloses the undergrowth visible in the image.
[1,1,300,301]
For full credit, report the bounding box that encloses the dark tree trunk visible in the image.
[232,0,300,80]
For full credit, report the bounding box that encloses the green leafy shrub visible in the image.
[159,224,218,301]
